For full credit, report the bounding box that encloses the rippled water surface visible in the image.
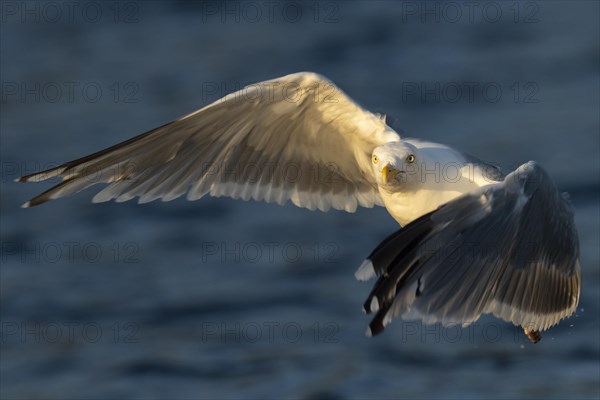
[1,2,599,399]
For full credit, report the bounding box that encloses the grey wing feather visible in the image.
[359,161,581,335]
[18,72,400,211]
[461,152,504,182]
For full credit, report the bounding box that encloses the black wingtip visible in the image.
[367,315,386,337]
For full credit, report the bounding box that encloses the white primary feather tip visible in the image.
[370,296,380,312]
[355,259,376,281]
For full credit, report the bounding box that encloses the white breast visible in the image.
[380,140,498,226]
[381,188,468,226]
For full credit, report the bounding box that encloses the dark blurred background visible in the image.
[1,1,599,399]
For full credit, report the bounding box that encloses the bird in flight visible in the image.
[17,72,580,343]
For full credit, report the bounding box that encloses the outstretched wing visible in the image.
[18,72,400,212]
[356,161,581,335]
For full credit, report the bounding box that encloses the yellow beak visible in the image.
[382,164,399,184]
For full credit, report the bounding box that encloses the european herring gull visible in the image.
[17,72,580,343]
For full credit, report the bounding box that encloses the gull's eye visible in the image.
[372,155,379,164]
[406,154,415,163]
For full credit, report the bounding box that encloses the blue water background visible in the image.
[1,1,599,399]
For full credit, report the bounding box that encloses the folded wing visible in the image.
[18,72,400,212]
[357,161,581,335]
